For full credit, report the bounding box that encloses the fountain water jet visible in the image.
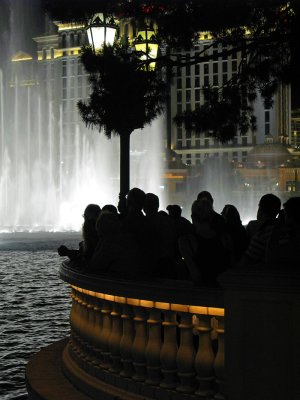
[0,4,164,231]
[0,68,164,231]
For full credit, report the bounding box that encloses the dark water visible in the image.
[0,234,80,400]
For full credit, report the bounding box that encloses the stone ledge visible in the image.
[62,342,151,400]
[25,338,91,400]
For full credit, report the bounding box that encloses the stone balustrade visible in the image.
[26,263,300,400]
[60,262,225,400]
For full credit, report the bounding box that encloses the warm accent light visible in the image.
[11,51,33,62]
[134,25,158,70]
[71,285,224,317]
[56,22,85,31]
[199,31,213,41]
[163,173,185,179]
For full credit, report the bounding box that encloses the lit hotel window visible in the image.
[213,75,218,86]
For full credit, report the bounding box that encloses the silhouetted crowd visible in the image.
[58,188,300,286]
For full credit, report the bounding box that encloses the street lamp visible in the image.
[83,16,162,211]
[86,13,118,51]
[133,25,159,70]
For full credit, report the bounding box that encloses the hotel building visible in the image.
[169,34,291,167]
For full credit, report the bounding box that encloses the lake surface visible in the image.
[0,233,80,400]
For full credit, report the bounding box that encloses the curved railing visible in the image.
[60,262,225,400]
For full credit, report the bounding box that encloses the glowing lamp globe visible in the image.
[87,13,118,52]
[134,27,158,70]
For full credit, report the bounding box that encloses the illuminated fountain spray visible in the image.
[0,1,165,232]
[0,74,163,231]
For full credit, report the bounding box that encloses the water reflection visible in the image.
[0,251,71,400]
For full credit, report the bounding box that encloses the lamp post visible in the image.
[85,15,160,210]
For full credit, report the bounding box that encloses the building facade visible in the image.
[169,35,291,167]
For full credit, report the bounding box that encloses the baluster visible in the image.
[132,305,148,381]
[194,315,215,398]
[176,312,196,393]
[69,288,75,332]
[85,294,97,362]
[160,310,178,389]
[145,307,162,385]
[77,293,89,360]
[69,289,78,350]
[214,316,225,400]
[75,291,86,356]
[100,298,113,369]
[91,295,104,366]
[81,293,92,358]
[120,303,134,378]
[109,302,123,373]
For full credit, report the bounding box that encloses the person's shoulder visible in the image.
[212,211,225,224]
[179,216,192,227]
[247,219,258,228]
[246,219,259,237]
[212,211,225,231]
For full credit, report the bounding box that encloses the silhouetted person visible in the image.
[246,193,281,239]
[265,197,300,266]
[90,211,145,277]
[221,204,248,263]
[166,204,193,278]
[121,188,156,274]
[58,203,101,263]
[241,193,281,266]
[197,190,225,235]
[143,193,177,278]
[166,204,193,237]
[102,204,118,215]
[179,199,229,285]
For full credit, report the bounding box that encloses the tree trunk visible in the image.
[119,132,131,206]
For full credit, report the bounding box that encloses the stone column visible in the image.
[120,303,134,378]
[100,299,112,369]
[214,316,225,400]
[145,308,162,385]
[176,312,196,393]
[160,310,178,389]
[194,315,215,398]
[108,302,123,373]
[132,305,148,381]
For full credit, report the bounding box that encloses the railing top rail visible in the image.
[60,262,224,309]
